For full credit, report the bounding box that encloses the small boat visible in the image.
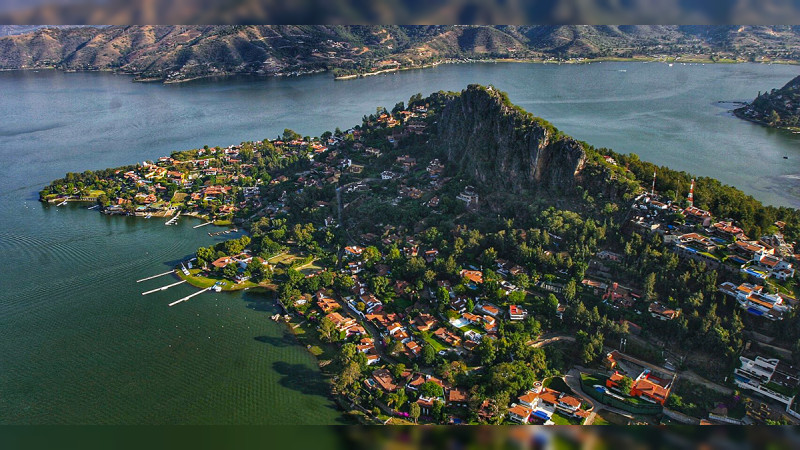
[211,285,222,292]
[784,156,789,159]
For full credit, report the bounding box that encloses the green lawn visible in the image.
[297,259,324,275]
[423,334,448,352]
[550,411,583,425]
[544,376,573,395]
[178,268,257,291]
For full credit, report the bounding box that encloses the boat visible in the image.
[211,285,222,292]
[668,63,673,67]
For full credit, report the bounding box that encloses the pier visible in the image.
[193,222,212,229]
[208,228,238,237]
[165,211,180,226]
[136,270,176,283]
[169,287,211,307]
[141,280,186,295]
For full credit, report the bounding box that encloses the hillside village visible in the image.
[41,86,800,425]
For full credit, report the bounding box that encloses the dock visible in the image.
[141,280,186,296]
[169,287,211,307]
[136,270,176,283]
[193,222,212,229]
[56,200,67,206]
[208,228,238,237]
[165,211,180,226]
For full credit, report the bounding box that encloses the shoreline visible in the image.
[6,56,799,85]
[732,107,800,133]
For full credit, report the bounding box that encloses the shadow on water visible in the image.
[253,334,295,347]
[272,361,331,398]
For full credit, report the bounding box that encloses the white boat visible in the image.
[211,284,222,292]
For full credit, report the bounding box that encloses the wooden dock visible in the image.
[193,222,212,229]
[141,280,186,296]
[169,287,211,307]
[136,270,176,283]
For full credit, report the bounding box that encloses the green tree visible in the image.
[319,317,339,342]
[419,381,444,399]
[617,375,634,395]
[409,402,421,423]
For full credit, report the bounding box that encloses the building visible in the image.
[456,186,479,207]
[509,305,528,321]
[734,355,800,407]
[718,282,792,321]
[648,302,681,320]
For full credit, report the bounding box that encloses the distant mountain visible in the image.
[735,75,800,129]
[1,25,799,82]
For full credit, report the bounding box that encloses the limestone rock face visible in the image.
[435,84,586,192]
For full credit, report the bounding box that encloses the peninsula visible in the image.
[734,74,800,131]
[42,85,800,425]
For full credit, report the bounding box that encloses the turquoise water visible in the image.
[1,62,798,424]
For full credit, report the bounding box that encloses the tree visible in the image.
[409,402,421,423]
[422,344,436,366]
[419,381,445,399]
[617,375,634,395]
[644,272,657,302]
[334,361,361,395]
[362,246,381,266]
[388,339,403,356]
[319,317,339,342]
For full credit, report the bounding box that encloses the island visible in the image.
[42,84,800,425]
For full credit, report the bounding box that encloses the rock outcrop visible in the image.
[434,84,586,192]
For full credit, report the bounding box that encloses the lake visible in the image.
[1,62,798,424]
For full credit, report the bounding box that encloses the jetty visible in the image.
[169,287,211,307]
[136,270,175,283]
[193,222,212,229]
[87,205,99,210]
[56,200,67,206]
[208,227,238,237]
[142,279,186,296]
[165,212,180,226]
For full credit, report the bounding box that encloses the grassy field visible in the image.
[171,192,188,203]
[297,260,324,275]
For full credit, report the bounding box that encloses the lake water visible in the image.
[1,62,799,424]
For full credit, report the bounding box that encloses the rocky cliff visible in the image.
[434,85,586,192]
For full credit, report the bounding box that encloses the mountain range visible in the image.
[1,25,799,82]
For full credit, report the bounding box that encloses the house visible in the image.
[678,233,717,252]
[459,269,483,285]
[648,302,681,320]
[712,221,749,241]
[683,205,713,227]
[325,312,366,338]
[434,327,462,347]
[416,396,436,415]
[734,355,800,407]
[509,305,528,321]
[508,403,533,423]
[344,245,365,257]
[730,240,768,258]
[718,282,791,321]
[412,313,438,332]
[388,322,411,343]
[371,368,397,392]
[316,291,340,313]
[381,171,397,180]
[477,303,500,317]
[630,372,672,405]
[404,340,422,358]
[447,388,469,408]
[456,186,479,206]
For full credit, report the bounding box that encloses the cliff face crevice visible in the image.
[434,85,586,192]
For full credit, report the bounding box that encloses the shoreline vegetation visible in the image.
[39,84,799,425]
